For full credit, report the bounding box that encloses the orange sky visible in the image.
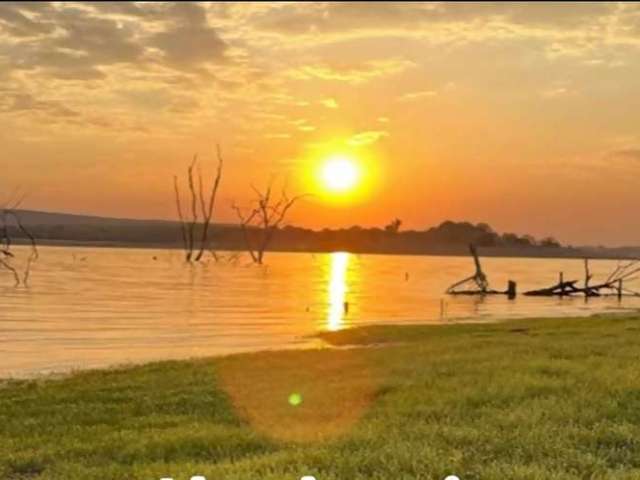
[2,2,640,246]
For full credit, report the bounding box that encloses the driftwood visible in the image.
[523,258,640,297]
[447,244,516,297]
[447,247,639,300]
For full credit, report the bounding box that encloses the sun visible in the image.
[321,155,360,192]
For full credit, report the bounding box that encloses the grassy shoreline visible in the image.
[2,314,640,479]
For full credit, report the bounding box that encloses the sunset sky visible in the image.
[2,2,640,246]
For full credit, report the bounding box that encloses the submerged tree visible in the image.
[1,194,38,286]
[232,179,305,265]
[173,145,223,262]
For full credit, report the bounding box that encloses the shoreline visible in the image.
[4,310,639,382]
[11,237,640,261]
[3,312,640,479]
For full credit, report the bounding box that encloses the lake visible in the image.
[1,246,638,377]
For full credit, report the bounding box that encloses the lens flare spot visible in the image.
[288,392,303,406]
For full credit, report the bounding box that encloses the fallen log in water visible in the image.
[446,244,488,294]
[524,280,579,296]
[523,259,640,297]
[447,244,517,298]
[447,252,640,299]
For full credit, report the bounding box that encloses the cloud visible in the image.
[167,96,201,114]
[149,3,228,68]
[289,58,415,84]
[541,87,569,98]
[0,4,145,80]
[398,90,437,102]
[0,1,637,140]
[0,2,229,82]
[0,92,80,118]
[347,130,388,147]
[504,2,616,28]
[251,2,618,39]
[151,25,227,67]
[264,133,292,139]
[252,3,438,36]
[54,8,143,62]
[609,148,640,162]
[0,3,56,37]
[320,98,339,109]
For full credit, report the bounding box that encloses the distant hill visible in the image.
[3,209,637,259]
[581,245,640,259]
[15,209,177,227]
[9,209,186,248]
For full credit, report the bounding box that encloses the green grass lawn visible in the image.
[2,314,640,480]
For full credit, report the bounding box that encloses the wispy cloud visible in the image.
[288,59,416,84]
[264,133,291,139]
[347,130,388,147]
[540,87,571,98]
[320,98,339,109]
[398,90,437,102]
[609,148,640,162]
[0,92,80,119]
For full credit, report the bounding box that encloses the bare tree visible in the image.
[195,145,223,261]
[232,179,305,264]
[185,156,199,261]
[173,146,224,262]
[173,174,189,257]
[0,194,38,286]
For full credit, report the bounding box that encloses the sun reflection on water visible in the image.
[327,252,350,331]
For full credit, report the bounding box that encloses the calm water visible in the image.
[1,246,638,377]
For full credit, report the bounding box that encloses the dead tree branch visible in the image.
[447,244,491,294]
[446,244,516,297]
[4,210,38,285]
[232,179,305,264]
[173,176,189,256]
[0,198,38,286]
[173,147,224,262]
[231,202,259,263]
[524,258,640,297]
[195,145,223,261]
[186,155,198,262]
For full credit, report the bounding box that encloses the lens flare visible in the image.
[288,392,303,406]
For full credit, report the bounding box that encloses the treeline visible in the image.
[7,215,570,256]
[214,220,564,255]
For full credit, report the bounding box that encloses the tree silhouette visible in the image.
[384,218,402,234]
[232,179,305,264]
[1,194,38,286]
[173,145,223,262]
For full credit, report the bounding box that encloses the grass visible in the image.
[2,314,640,479]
